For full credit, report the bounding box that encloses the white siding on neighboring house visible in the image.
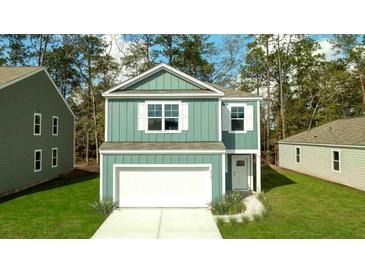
[279,143,365,191]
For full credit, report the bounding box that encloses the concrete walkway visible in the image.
[92,208,222,239]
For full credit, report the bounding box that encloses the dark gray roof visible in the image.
[100,142,226,151]
[0,67,43,88]
[279,117,365,146]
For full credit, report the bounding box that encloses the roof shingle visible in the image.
[279,117,365,146]
[0,67,43,87]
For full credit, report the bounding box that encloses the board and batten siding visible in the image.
[129,70,200,90]
[102,154,222,202]
[222,101,259,150]
[279,143,365,191]
[0,71,74,195]
[107,98,219,142]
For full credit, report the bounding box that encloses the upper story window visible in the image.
[52,116,59,136]
[52,148,58,168]
[147,102,180,132]
[295,147,301,163]
[230,106,244,132]
[34,113,42,136]
[34,149,42,172]
[332,150,341,172]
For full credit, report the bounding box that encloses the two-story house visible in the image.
[100,63,261,207]
[0,67,75,197]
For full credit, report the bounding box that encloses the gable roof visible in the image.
[279,117,365,147]
[0,67,43,88]
[103,63,224,96]
[0,66,75,118]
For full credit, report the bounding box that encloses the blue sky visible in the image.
[208,34,333,46]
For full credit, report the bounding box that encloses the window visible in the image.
[164,104,179,130]
[147,102,180,132]
[230,106,244,132]
[148,104,162,131]
[34,149,42,172]
[52,148,58,168]
[332,150,340,172]
[295,147,301,163]
[236,160,245,166]
[34,113,41,136]
[52,116,59,136]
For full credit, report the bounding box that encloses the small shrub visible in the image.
[240,215,250,224]
[211,192,247,215]
[90,199,116,216]
[229,216,238,224]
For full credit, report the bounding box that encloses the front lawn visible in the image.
[218,165,365,238]
[0,170,106,238]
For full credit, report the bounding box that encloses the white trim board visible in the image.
[278,142,365,149]
[103,93,223,98]
[103,63,224,95]
[222,97,263,101]
[100,150,226,155]
[226,149,260,155]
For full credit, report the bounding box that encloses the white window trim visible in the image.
[228,103,247,134]
[331,149,341,173]
[295,146,301,164]
[52,116,59,136]
[33,113,42,136]
[145,100,182,133]
[34,149,42,172]
[52,147,58,168]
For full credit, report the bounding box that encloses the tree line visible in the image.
[0,34,364,165]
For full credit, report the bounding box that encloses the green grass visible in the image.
[218,165,365,239]
[0,170,106,238]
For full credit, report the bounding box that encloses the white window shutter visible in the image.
[137,103,146,131]
[245,105,254,131]
[222,104,230,131]
[181,103,189,131]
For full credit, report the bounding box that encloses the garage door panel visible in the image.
[117,165,211,207]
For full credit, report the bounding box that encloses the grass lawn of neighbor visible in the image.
[218,165,365,238]
[0,170,106,239]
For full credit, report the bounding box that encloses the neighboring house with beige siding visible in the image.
[278,117,365,191]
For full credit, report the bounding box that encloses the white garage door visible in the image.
[116,165,212,207]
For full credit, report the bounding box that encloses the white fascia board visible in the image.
[100,150,226,155]
[222,97,263,101]
[278,141,365,149]
[0,67,43,90]
[103,93,223,98]
[103,63,223,95]
[226,149,260,154]
[43,69,76,118]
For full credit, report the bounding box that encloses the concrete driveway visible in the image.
[92,208,222,239]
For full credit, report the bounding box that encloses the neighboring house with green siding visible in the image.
[0,67,75,197]
[100,63,262,207]
[278,117,365,191]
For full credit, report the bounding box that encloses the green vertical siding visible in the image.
[102,153,222,202]
[108,98,219,142]
[0,71,74,195]
[222,101,259,150]
[129,70,200,90]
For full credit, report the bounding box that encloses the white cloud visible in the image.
[316,39,336,60]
